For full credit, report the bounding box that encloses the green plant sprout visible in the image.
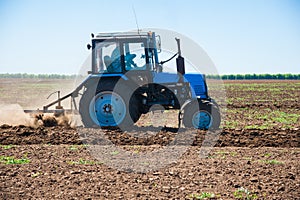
[242,157,252,161]
[69,145,78,151]
[67,158,103,165]
[262,153,272,157]
[187,192,215,199]
[214,151,237,158]
[0,145,14,149]
[31,172,42,178]
[233,187,257,199]
[258,159,284,165]
[110,151,119,155]
[0,155,30,165]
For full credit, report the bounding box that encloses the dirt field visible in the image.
[0,79,299,199]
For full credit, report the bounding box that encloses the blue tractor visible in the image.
[72,31,220,129]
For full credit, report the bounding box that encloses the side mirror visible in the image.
[156,35,161,53]
[87,44,92,50]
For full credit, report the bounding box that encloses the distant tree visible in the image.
[222,75,228,80]
[244,74,251,79]
[236,74,244,80]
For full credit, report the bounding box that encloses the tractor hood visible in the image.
[153,72,208,99]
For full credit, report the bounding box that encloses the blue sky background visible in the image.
[0,0,299,75]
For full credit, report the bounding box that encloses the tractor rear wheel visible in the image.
[79,81,141,128]
[183,101,220,130]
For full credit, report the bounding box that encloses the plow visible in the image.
[24,90,76,115]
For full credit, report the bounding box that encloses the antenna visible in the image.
[132,5,140,34]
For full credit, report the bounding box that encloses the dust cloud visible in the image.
[0,104,34,126]
[0,103,81,128]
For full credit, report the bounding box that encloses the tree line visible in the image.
[206,73,300,80]
[0,73,77,79]
[0,73,299,80]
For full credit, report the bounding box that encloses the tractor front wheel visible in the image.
[183,101,220,130]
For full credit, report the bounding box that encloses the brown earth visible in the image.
[223,80,300,109]
[0,144,299,199]
[0,125,299,199]
[0,125,299,148]
[0,79,299,199]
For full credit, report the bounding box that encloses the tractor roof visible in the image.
[95,31,153,39]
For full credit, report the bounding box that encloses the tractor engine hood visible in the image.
[153,72,208,99]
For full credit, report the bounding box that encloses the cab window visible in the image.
[95,42,122,73]
[123,42,147,71]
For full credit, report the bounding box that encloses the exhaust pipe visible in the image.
[175,38,185,76]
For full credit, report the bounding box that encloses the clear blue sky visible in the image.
[0,0,299,75]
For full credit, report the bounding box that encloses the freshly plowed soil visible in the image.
[0,125,299,199]
[0,125,81,145]
[0,125,299,148]
[1,79,299,199]
[0,144,299,199]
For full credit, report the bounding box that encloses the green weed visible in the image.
[68,144,89,151]
[130,145,142,154]
[31,172,42,178]
[215,151,228,155]
[258,159,284,165]
[242,157,252,161]
[0,144,14,149]
[206,155,216,159]
[69,145,78,151]
[225,120,239,129]
[230,152,238,156]
[110,151,119,155]
[187,192,215,199]
[233,187,257,199]
[214,151,237,158]
[0,155,30,164]
[262,153,272,157]
[140,162,150,166]
[244,124,270,130]
[67,158,102,165]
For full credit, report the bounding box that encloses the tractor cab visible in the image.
[90,32,161,75]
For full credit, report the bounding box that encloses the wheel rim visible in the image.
[89,91,126,126]
[191,110,212,129]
